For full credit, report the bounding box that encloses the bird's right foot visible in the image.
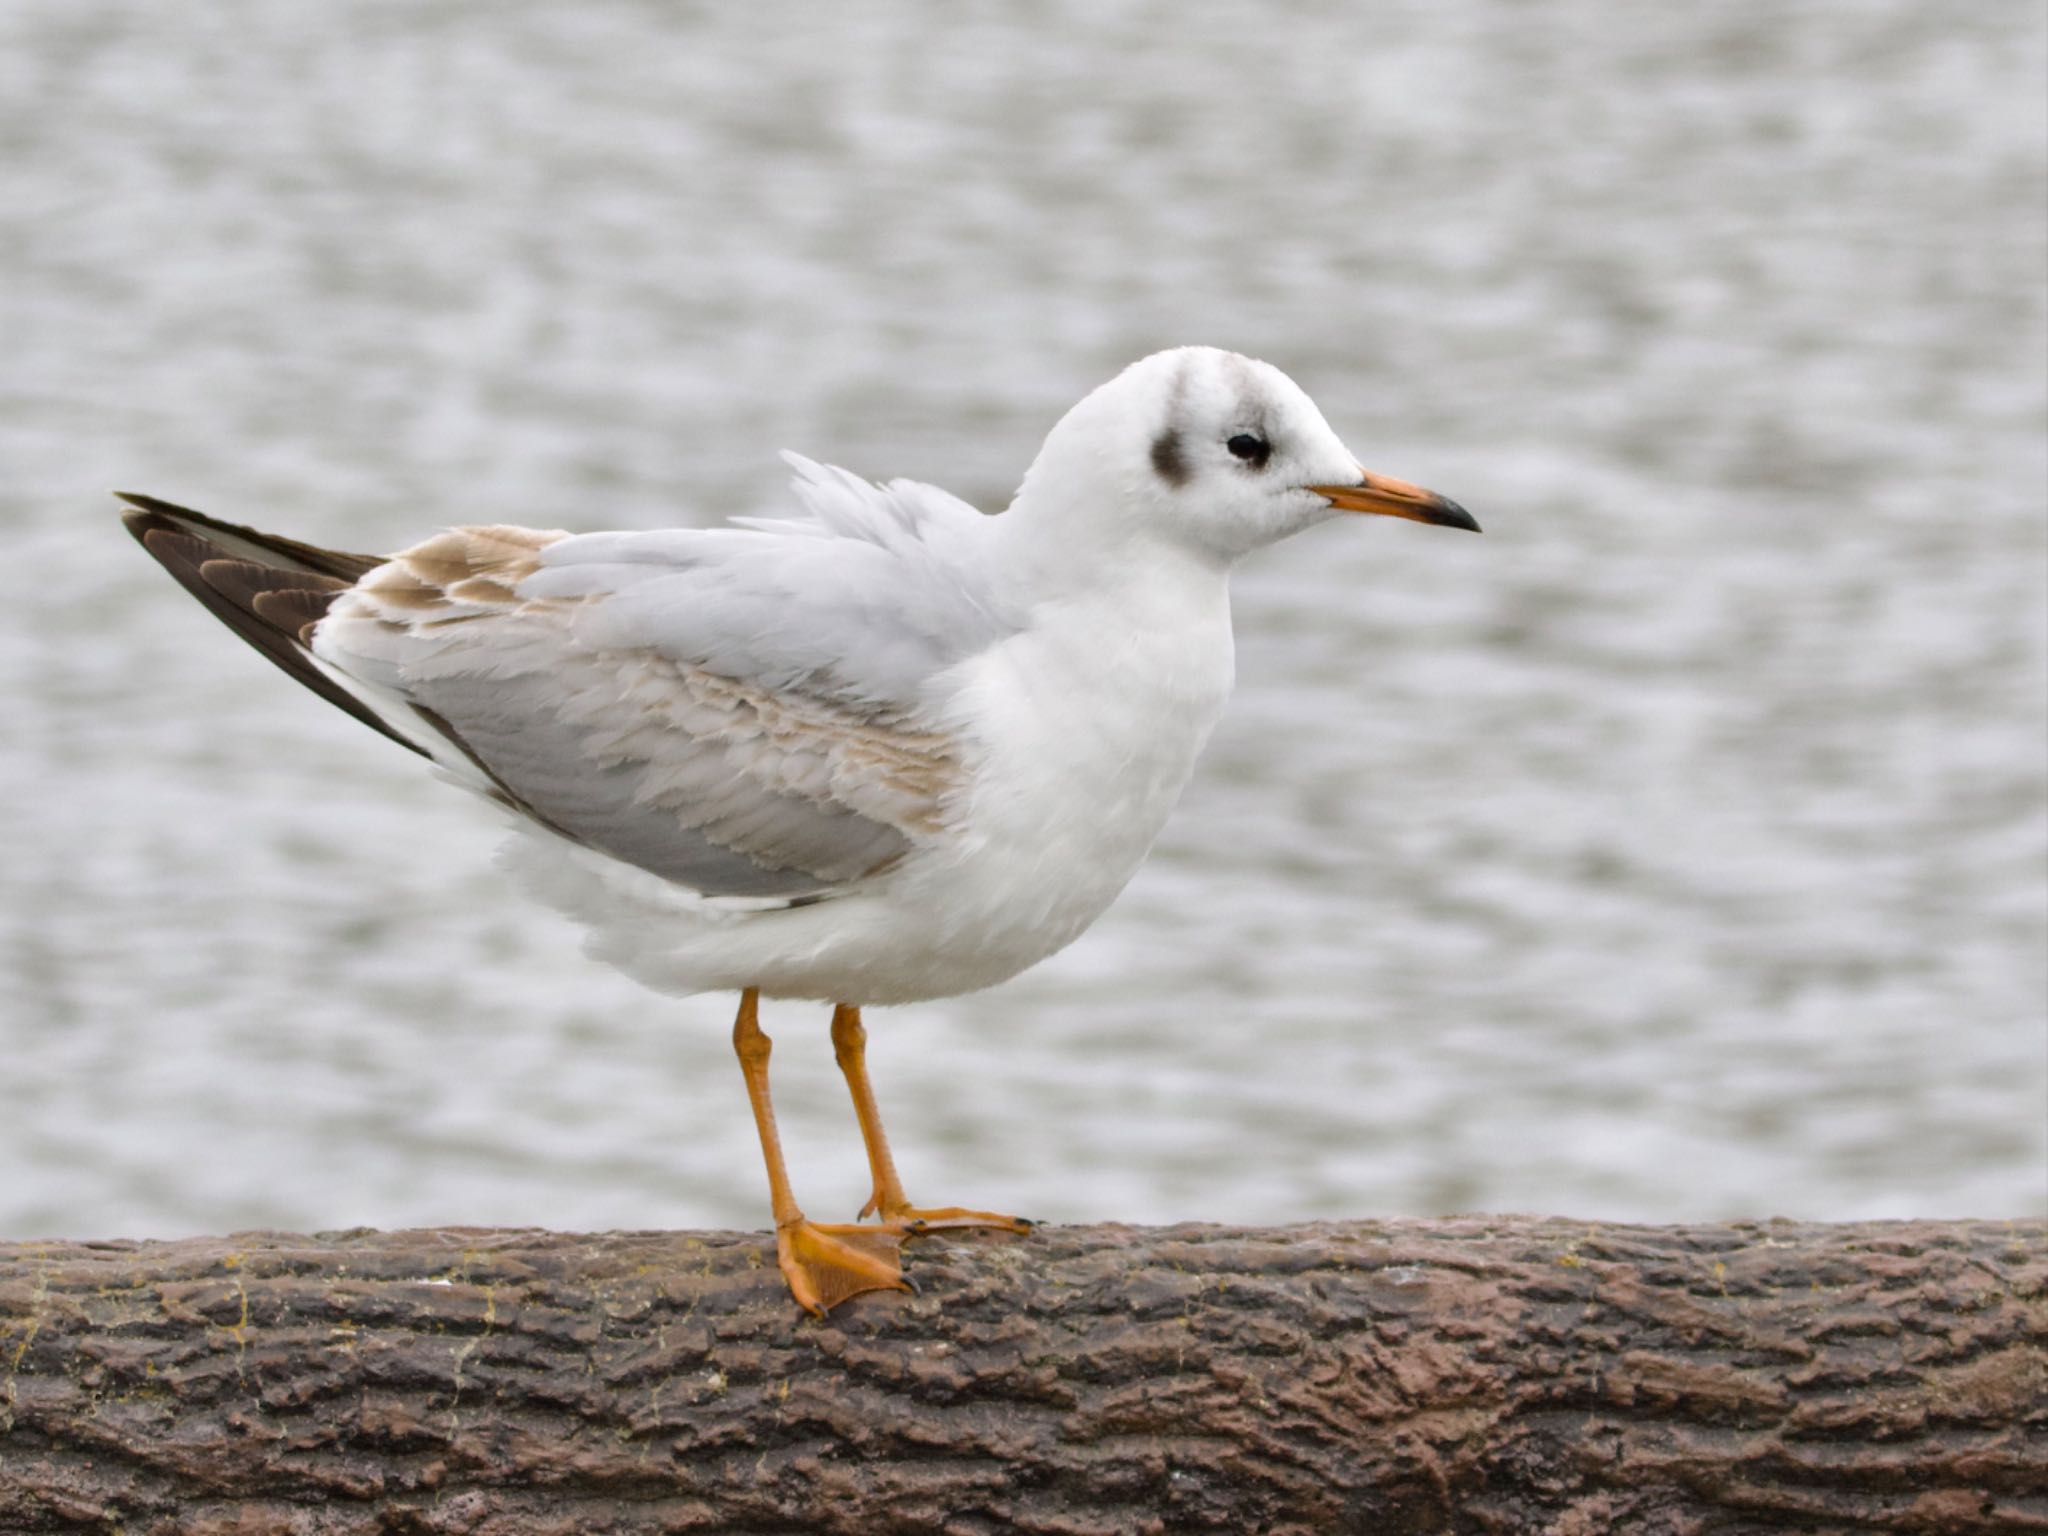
[775,1218,913,1317]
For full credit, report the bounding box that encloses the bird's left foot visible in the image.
[861,1197,1035,1236]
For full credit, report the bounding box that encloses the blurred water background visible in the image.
[3,1,2043,1240]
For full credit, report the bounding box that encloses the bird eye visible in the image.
[1226,433,1271,469]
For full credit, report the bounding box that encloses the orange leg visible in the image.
[830,1003,1034,1236]
[732,989,911,1317]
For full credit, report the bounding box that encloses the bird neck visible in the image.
[993,472,1235,617]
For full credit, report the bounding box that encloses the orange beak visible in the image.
[1309,468,1480,532]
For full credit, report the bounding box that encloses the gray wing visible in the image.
[310,465,1011,903]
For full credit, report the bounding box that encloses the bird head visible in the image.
[1014,346,1477,568]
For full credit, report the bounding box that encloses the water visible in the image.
[3,0,2043,1239]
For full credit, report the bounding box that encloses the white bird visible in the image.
[121,346,1479,1316]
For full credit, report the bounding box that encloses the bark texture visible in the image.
[0,1218,2041,1535]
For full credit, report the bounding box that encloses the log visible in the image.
[0,1218,2041,1535]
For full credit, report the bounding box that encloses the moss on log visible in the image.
[0,1218,2042,1534]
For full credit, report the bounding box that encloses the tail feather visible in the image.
[119,493,427,758]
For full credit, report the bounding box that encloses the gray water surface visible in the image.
[3,1,2043,1238]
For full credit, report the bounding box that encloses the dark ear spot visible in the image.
[1150,429,1190,487]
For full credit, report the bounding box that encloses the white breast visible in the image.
[887,565,1238,986]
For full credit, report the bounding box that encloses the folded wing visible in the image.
[306,458,1013,903]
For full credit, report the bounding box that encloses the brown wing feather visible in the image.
[118,493,384,582]
[119,495,427,757]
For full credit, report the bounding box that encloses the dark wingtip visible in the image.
[115,490,187,516]
[113,492,429,760]
[115,491,204,541]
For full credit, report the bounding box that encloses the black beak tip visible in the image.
[1434,496,1482,533]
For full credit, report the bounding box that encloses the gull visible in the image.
[119,346,1479,1316]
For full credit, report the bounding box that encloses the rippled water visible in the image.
[3,1,2043,1239]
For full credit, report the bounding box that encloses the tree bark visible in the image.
[0,1218,2040,1535]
